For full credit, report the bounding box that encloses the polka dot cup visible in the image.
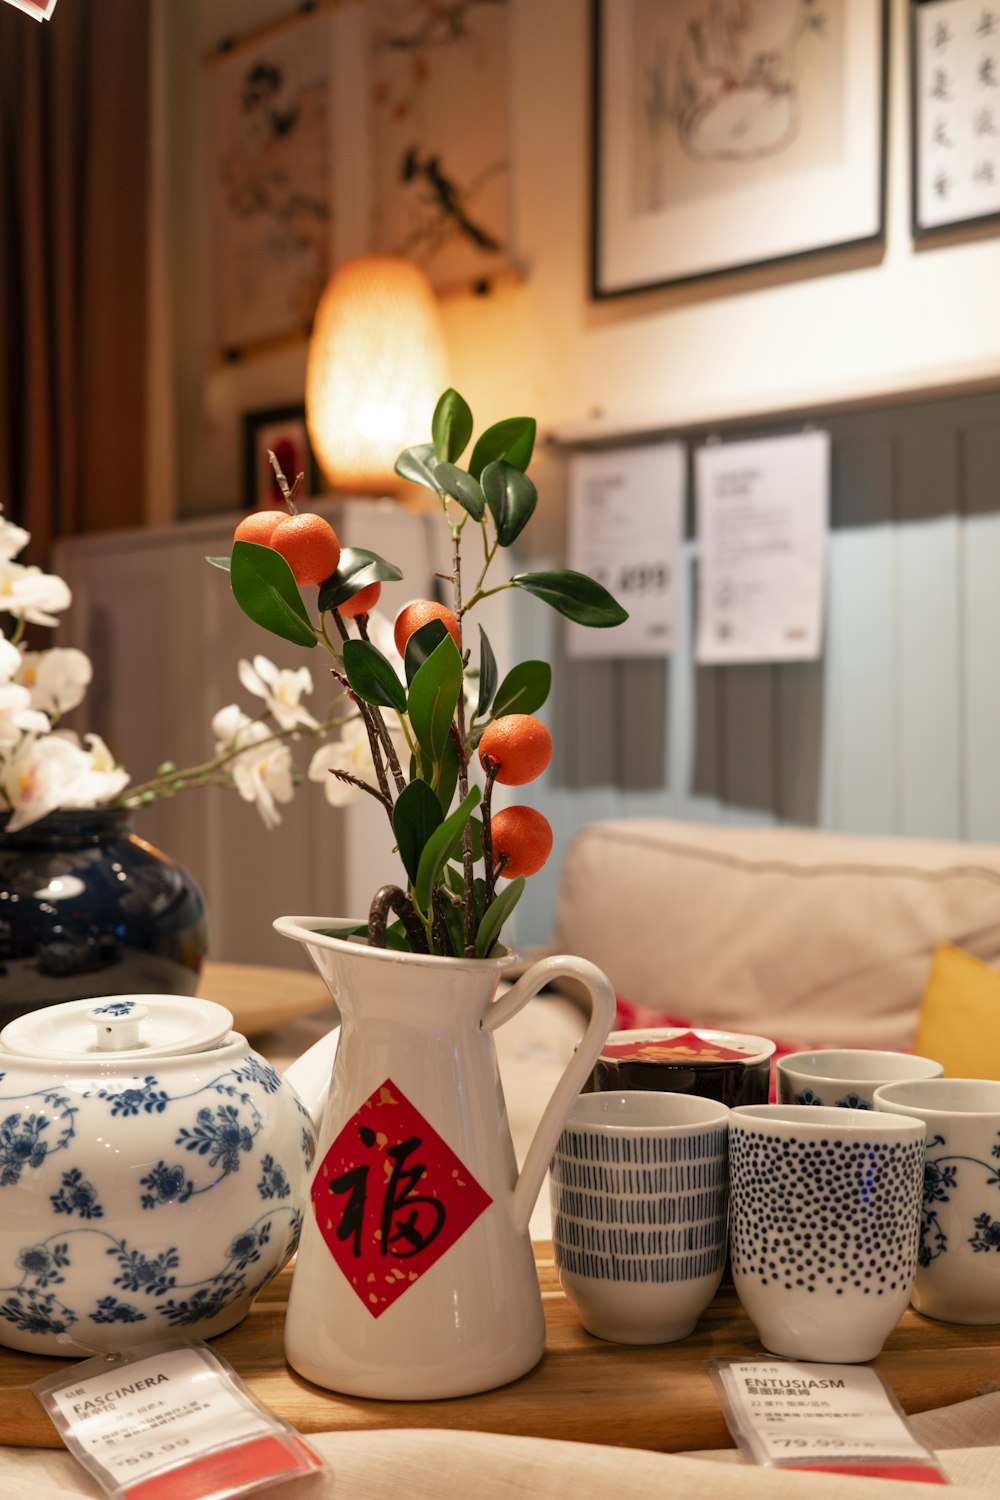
[729,1104,926,1363]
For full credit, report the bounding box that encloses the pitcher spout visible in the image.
[282,1024,339,1131]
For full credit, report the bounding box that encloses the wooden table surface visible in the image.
[4,1247,1000,1452]
[196,959,333,1036]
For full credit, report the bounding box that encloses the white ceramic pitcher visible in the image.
[274,916,615,1400]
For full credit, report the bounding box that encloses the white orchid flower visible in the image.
[211,706,294,828]
[307,713,408,808]
[211,703,255,750]
[0,560,71,626]
[0,511,30,562]
[2,733,92,830]
[16,647,92,717]
[237,654,317,731]
[61,733,131,807]
[0,682,50,752]
[0,635,22,683]
[229,724,295,829]
[364,608,401,665]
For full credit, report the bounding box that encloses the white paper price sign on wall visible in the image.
[566,442,685,660]
[695,429,830,666]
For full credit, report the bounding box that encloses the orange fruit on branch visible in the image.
[393,599,461,658]
[233,509,286,545]
[489,805,553,879]
[270,513,342,586]
[338,581,382,618]
[478,714,552,785]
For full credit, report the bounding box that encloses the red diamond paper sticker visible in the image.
[601,1030,762,1064]
[311,1077,492,1318]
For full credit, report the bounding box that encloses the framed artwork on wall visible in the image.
[911,0,1000,238]
[591,0,888,298]
[242,404,320,510]
[367,0,514,294]
[206,6,334,356]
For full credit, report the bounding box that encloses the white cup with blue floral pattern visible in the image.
[874,1078,1000,1325]
[549,1090,729,1344]
[777,1049,943,1110]
[729,1103,926,1363]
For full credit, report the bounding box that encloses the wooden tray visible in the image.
[196,961,332,1036]
[5,1247,1000,1452]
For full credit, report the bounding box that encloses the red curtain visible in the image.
[0,0,150,565]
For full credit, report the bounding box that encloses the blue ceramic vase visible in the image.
[0,808,208,1026]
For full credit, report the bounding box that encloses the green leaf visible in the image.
[206,555,232,572]
[491,659,552,718]
[394,442,440,494]
[433,462,486,521]
[407,634,463,766]
[476,626,498,718]
[511,570,629,627]
[468,417,536,481]
[434,730,460,815]
[392,779,444,886]
[318,547,403,611]
[315,919,411,951]
[343,639,407,712]
[230,541,316,649]
[432,389,474,464]
[414,786,481,914]
[481,461,538,547]
[404,618,450,685]
[475,877,526,957]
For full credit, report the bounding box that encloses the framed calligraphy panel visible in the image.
[912,0,1000,236]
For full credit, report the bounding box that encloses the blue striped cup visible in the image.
[549,1090,729,1343]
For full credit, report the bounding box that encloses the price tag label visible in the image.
[566,442,685,660]
[710,1360,946,1482]
[34,1340,323,1500]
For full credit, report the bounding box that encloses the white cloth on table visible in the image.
[1,1390,1000,1498]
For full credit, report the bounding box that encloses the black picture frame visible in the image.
[910,0,1000,240]
[590,0,889,299]
[241,404,321,510]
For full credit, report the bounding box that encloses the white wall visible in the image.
[160,0,1000,521]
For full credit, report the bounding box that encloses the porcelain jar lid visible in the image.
[0,994,235,1061]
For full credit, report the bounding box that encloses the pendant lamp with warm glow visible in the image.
[305,254,448,495]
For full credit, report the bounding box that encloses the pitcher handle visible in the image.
[483,954,615,1236]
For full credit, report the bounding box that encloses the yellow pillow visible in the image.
[914,945,1000,1079]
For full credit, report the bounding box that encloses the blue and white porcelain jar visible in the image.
[0,993,325,1355]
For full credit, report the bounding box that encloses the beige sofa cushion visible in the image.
[549,819,1000,1051]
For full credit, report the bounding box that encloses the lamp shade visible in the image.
[305,255,448,494]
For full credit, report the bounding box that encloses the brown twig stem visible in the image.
[368,885,428,951]
[355,613,407,792]
[330,672,393,807]
[481,759,500,904]
[449,530,476,956]
[266,451,301,514]
[328,768,393,813]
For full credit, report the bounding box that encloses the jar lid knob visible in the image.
[88,1000,150,1051]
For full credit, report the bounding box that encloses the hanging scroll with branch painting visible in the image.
[368,0,513,294]
[206,8,334,356]
[592,0,887,297]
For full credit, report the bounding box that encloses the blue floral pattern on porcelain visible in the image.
[0,1040,318,1354]
[918,1130,1000,1267]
